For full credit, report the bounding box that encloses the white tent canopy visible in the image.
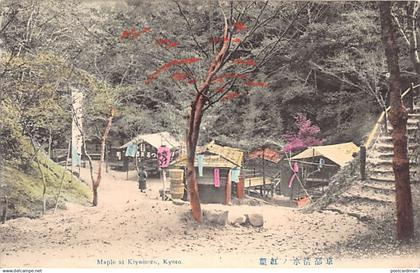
[291,142,359,167]
[119,132,180,150]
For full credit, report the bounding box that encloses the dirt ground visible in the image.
[0,165,419,268]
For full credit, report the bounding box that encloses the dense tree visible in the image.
[117,1,309,222]
[379,1,414,241]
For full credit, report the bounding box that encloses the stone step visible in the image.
[370,174,395,183]
[374,143,418,152]
[367,151,417,160]
[410,105,420,112]
[341,187,394,203]
[408,113,420,118]
[362,181,395,193]
[370,167,417,174]
[387,124,419,131]
[368,151,394,158]
[377,135,418,142]
[367,159,418,166]
[367,156,419,166]
[407,119,420,124]
[325,205,374,223]
[369,173,417,182]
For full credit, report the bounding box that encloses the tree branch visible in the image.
[174,1,209,58]
[392,13,410,46]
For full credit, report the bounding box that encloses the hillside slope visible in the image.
[0,154,90,219]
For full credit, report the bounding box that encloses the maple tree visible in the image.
[121,1,308,222]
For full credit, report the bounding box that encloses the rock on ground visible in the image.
[231,216,247,225]
[203,209,229,226]
[246,213,264,227]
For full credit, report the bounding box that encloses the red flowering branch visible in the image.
[282,113,323,152]
[233,21,247,32]
[232,58,256,66]
[120,26,151,40]
[145,57,201,84]
[157,38,178,48]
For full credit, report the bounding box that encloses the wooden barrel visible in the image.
[169,169,184,199]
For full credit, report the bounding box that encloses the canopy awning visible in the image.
[119,132,180,150]
[291,142,359,167]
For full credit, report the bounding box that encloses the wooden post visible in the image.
[105,144,109,173]
[237,177,245,199]
[271,183,274,199]
[290,180,294,201]
[262,148,266,197]
[182,167,188,201]
[360,145,366,181]
[70,141,74,184]
[161,168,166,200]
[126,158,129,180]
[225,170,232,205]
[2,196,8,224]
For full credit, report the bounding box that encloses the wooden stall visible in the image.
[170,141,244,204]
[111,131,181,174]
[285,142,359,199]
[242,147,283,198]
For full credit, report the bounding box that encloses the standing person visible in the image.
[137,161,148,192]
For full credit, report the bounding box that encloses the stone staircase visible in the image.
[367,107,420,184]
[315,103,420,223]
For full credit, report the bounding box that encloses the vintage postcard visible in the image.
[0,0,419,271]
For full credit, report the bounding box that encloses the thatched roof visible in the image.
[171,141,244,168]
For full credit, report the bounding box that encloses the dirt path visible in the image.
[1,166,419,268]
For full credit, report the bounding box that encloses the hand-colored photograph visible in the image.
[0,0,419,270]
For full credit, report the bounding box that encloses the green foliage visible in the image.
[0,153,90,218]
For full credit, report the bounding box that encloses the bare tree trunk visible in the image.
[30,139,47,215]
[379,1,414,241]
[53,140,71,213]
[92,112,114,206]
[35,156,47,215]
[186,94,205,223]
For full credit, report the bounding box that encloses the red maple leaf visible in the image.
[120,30,130,39]
[222,92,240,100]
[211,77,225,83]
[233,22,246,32]
[222,37,241,43]
[171,72,188,81]
[244,81,268,87]
[233,58,256,66]
[179,57,201,64]
[141,27,151,33]
[157,39,177,48]
[145,58,201,84]
[130,28,140,38]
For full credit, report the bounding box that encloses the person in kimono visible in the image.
[137,161,148,192]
